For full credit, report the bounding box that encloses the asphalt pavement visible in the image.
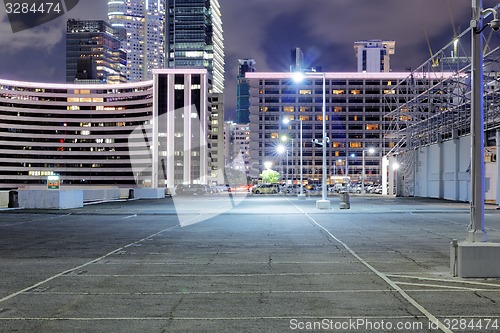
[0,194,499,333]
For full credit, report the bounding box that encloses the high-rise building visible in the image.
[237,59,256,124]
[224,121,250,175]
[210,92,225,184]
[165,0,225,184]
[246,71,453,184]
[165,0,225,93]
[108,0,165,81]
[66,19,127,84]
[354,40,395,72]
[290,47,304,72]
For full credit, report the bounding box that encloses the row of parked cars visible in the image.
[174,183,385,196]
[174,183,280,195]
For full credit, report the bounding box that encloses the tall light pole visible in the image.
[293,71,329,209]
[362,148,375,193]
[469,0,488,242]
[281,135,294,185]
[284,117,305,199]
[276,144,287,185]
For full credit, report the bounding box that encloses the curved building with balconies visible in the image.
[0,79,155,189]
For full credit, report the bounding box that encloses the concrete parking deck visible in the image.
[0,195,499,332]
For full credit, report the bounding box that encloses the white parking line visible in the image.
[0,225,179,305]
[288,200,453,333]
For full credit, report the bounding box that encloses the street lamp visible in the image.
[362,147,375,192]
[284,117,305,199]
[293,71,329,209]
[280,135,294,185]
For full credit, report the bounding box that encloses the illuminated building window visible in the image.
[351,90,361,95]
[350,142,362,148]
[366,124,379,130]
[270,133,279,139]
[299,115,310,121]
[333,89,344,95]
[299,89,312,95]
[283,106,294,112]
[317,115,329,121]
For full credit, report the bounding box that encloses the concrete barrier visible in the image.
[83,188,121,202]
[18,190,83,209]
[134,188,165,199]
[0,191,9,208]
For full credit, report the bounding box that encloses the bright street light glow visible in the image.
[276,144,286,155]
[292,72,304,83]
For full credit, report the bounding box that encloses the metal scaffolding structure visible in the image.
[384,9,500,157]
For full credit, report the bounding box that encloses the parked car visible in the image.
[212,184,229,193]
[228,184,252,192]
[175,184,207,195]
[284,184,307,194]
[251,183,280,194]
[373,185,383,194]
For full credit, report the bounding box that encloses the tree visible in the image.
[260,169,280,183]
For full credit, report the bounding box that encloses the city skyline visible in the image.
[1,0,498,120]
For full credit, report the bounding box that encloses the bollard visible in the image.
[339,191,350,209]
[8,190,19,208]
[450,239,458,277]
[128,188,135,200]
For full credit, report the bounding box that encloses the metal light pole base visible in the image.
[467,230,487,242]
[316,199,330,209]
[297,194,306,200]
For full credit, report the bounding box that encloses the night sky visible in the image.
[0,0,497,120]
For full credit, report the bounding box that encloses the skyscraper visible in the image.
[165,0,225,93]
[236,59,256,124]
[66,19,127,84]
[354,40,395,72]
[108,0,165,81]
[290,47,304,72]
